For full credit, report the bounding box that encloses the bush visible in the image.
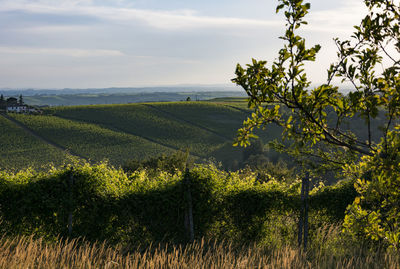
[0,161,356,247]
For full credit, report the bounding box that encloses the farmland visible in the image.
[2,99,388,172]
[49,103,228,157]
[2,100,278,170]
[0,115,68,170]
[9,113,175,166]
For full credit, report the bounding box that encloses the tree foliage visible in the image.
[232,0,400,248]
[343,130,400,249]
[233,0,399,170]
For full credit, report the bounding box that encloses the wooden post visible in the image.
[303,175,310,250]
[298,173,310,250]
[68,168,74,236]
[184,167,194,242]
[298,176,305,247]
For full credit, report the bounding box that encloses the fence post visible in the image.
[184,167,194,242]
[298,173,310,250]
[298,175,305,247]
[68,167,74,236]
[303,175,310,249]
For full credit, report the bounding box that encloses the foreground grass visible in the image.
[0,232,398,269]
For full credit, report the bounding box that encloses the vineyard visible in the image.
[51,103,231,157]
[149,102,252,139]
[1,101,263,170]
[1,100,398,266]
[1,100,390,172]
[1,0,400,265]
[9,113,175,166]
[0,115,68,170]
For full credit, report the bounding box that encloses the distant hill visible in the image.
[0,85,241,97]
[21,91,246,106]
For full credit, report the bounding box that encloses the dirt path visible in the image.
[1,113,87,160]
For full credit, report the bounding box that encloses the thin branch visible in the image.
[379,43,399,65]
[367,110,372,147]
[327,39,364,86]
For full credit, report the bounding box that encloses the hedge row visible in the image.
[0,162,357,246]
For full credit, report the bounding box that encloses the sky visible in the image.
[0,0,367,89]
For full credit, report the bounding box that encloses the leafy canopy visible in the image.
[232,0,400,171]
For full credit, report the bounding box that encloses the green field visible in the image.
[149,102,247,139]
[3,99,382,171]
[0,115,68,170]
[9,114,175,166]
[2,100,269,170]
[1,99,296,170]
[50,103,229,157]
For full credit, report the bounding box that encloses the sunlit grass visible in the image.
[0,226,398,269]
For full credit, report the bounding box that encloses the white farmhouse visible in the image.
[6,105,29,113]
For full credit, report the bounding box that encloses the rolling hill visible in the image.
[1,99,283,170]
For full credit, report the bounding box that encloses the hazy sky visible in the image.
[0,0,367,88]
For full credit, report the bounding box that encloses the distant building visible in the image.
[6,104,28,113]
[6,104,40,114]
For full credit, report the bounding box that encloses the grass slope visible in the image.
[9,114,174,165]
[2,100,287,170]
[0,115,68,170]
[150,102,248,139]
[50,103,229,157]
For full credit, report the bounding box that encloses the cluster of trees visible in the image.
[234,0,400,249]
[0,94,24,110]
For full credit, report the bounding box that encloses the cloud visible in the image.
[0,0,376,88]
[0,0,281,30]
[0,0,366,34]
[11,25,93,33]
[305,0,367,34]
[0,46,124,57]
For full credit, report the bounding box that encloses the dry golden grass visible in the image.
[0,237,397,269]
[0,226,398,269]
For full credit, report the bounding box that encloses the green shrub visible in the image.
[0,161,356,247]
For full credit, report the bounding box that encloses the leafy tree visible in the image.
[0,94,5,109]
[233,0,399,169]
[344,130,400,249]
[232,0,400,248]
[19,94,24,105]
[6,97,18,105]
